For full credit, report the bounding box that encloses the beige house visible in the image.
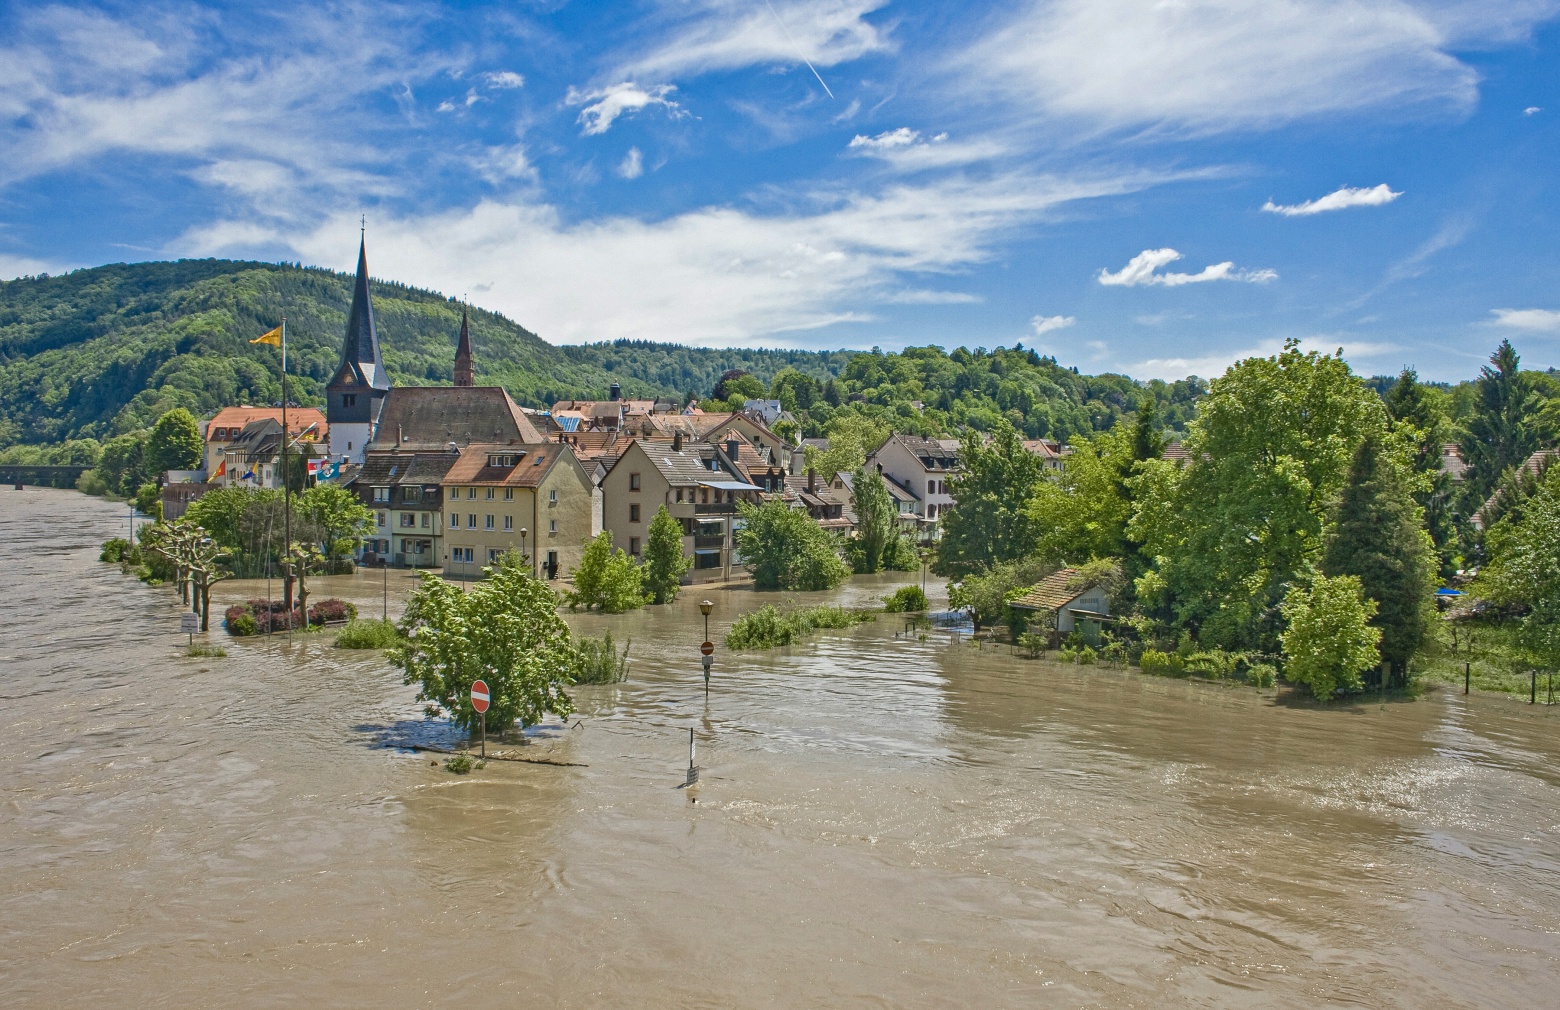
[600,439,763,584]
[439,443,600,582]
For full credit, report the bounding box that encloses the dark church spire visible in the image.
[333,234,390,392]
[453,307,474,387]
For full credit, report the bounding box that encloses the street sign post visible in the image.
[701,640,714,697]
[470,679,490,758]
[180,612,198,645]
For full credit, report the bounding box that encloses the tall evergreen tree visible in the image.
[849,466,901,573]
[1383,367,1458,575]
[1460,340,1540,508]
[1128,395,1165,466]
[1321,435,1434,687]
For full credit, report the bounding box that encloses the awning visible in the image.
[701,480,762,491]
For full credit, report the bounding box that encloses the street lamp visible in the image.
[699,599,714,697]
[519,527,528,572]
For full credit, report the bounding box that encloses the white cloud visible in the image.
[568,82,684,135]
[620,0,892,79]
[1127,336,1401,380]
[1098,248,1276,287]
[846,128,1004,170]
[1262,184,1402,216]
[1526,106,1543,114]
[0,253,65,279]
[618,147,645,179]
[1030,314,1075,335]
[482,70,525,89]
[182,171,1163,346]
[1490,308,1560,332]
[954,0,1560,134]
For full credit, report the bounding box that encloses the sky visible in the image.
[2,1,1559,382]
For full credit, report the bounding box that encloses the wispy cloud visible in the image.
[846,128,1003,170]
[950,0,1560,134]
[617,147,645,179]
[184,170,1166,346]
[1490,308,1560,332]
[1262,183,1402,216]
[620,0,892,80]
[1098,248,1276,287]
[482,70,525,89]
[1030,314,1075,335]
[568,82,684,135]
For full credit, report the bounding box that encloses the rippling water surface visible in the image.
[3,488,1558,1008]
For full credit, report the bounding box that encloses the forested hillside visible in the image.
[0,259,853,447]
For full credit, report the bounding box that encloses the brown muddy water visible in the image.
[3,488,1559,1008]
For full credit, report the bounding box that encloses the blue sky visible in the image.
[2,1,1559,382]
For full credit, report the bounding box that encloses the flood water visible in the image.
[4,488,1559,1008]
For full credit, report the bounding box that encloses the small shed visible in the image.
[1009,568,1111,644]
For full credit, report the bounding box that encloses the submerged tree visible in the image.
[393,553,577,735]
[1280,574,1381,700]
[567,531,646,612]
[734,499,849,590]
[643,506,691,604]
[849,466,912,573]
[938,419,1046,575]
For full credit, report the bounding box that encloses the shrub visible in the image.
[227,612,259,637]
[883,586,929,613]
[726,604,875,650]
[186,643,228,658]
[76,469,111,497]
[334,619,400,650]
[1017,631,1048,658]
[1137,648,1175,676]
[1246,663,1278,688]
[445,753,474,774]
[567,532,646,612]
[573,632,631,684]
[100,538,131,563]
[1079,646,1097,665]
[308,598,357,625]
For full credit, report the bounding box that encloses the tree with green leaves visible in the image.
[145,408,204,479]
[804,413,892,479]
[643,505,691,604]
[297,483,374,558]
[96,433,147,495]
[1026,427,1134,566]
[1130,342,1388,651]
[734,499,850,590]
[1477,463,1560,672]
[937,418,1047,575]
[393,553,577,735]
[1382,367,1458,576]
[566,531,646,612]
[1320,435,1434,687]
[848,466,910,573]
[1460,340,1541,509]
[1280,573,1381,699]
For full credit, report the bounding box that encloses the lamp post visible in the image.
[699,599,714,697]
[519,528,528,573]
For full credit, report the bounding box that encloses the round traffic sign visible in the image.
[700,640,714,656]
[470,679,490,714]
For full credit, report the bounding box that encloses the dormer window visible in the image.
[342,394,357,407]
[486,453,522,468]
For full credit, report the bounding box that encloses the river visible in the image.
[3,487,1558,1008]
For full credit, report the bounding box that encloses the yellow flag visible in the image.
[251,325,282,346]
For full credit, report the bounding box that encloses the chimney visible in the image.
[672,431,683,452]
[726,436,739,459]
[397,424,404,447]
[807,468,816,493]
[609,382,621,401]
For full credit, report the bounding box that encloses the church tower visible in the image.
[453,308,474,387]
[326,235,392,465]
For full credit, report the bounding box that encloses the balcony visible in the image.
[693,534,725,550]
[694,502,738,515]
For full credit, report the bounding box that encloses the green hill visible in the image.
[0,259,854,446]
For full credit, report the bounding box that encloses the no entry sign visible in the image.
[470,679,490,714]
[700,640,714,657]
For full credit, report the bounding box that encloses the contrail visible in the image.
[764,0,834,98]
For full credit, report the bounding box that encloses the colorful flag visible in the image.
[307,459,321,474]
[250,325,282,346]
[241,467,256,482]
[213,460,226,478]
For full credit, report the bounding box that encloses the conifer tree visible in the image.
[1460,340,1540,508]
[1321,435,1434,687]
[1382,367,1457,575]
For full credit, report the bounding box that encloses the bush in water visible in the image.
[883,586,929,613]
[334,619,400,650]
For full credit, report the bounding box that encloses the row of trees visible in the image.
[933,339,1557,699]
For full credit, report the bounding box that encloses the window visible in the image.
[467,487,477,500]
[400,513,415,528]
[674,488,683,503]
[928,479,936,496]
[549,519,557,534]
[504,488,514,501]
[485,487,494,500]
[467,514,477,529]
[449,513,458,528]
[696,551,722,569]
[451,547,474,563]
[503,515,513,531]
[701,488,709,504]
[629,503,641,522]
[342,394,356,407]
[402,486,422,503]
[629,472,641,491]
[377,511,386,528]
[629,537,641,556]
[485,515,495,530]
[489,549,502,562]
[549,490,557,505]
[372,487,390,502]
[928,504,938,519]
[420,513,429,528]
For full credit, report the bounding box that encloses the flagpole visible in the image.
[281,316,292,635]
